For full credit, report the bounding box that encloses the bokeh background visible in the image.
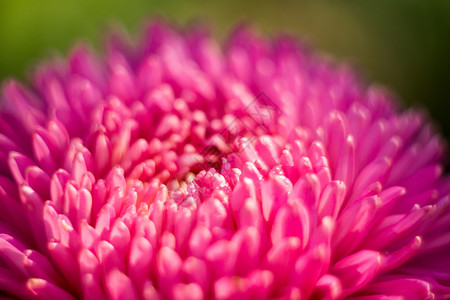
[1,0,449,139]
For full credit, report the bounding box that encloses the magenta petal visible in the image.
[318,180,346,220]
[271,199,310,248]
[0,267,34,299]
[331,250,380,296]
[261,174,290,224]
[108,219,130,259]
[128,236,153,288]
[8,151,34,186]
[214,275,248,300]
[360,277,434,299]
[96,240,125,276]
[332,196,380,259]
[380,236,422,272]
[24,249,65,285]
[48,242,80,291]
[313,274,342,300]
[157,246,183,296]
[32,129,57,173]
[0,236,28,277]
[183,256,210,296]
[189,225,212,258]
[205,239,237,279]
[81,273,107,300]
[2,81,46,134]
[105,269,139,300]
[27,278,76,300]
[172,283,203,300]
[363,204,433,250]
[264,237,302,285]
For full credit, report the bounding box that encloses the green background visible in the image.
[1,0,449,139]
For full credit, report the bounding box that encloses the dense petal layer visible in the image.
[0,20,449,299]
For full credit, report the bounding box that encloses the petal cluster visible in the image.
[1,21,450,299]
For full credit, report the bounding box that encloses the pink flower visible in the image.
[1,20,450,299]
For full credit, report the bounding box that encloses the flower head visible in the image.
[1,20,450,299]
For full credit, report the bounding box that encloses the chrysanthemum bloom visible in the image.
[1,20,450,300]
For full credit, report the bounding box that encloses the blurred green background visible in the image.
[1,0,450,138]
